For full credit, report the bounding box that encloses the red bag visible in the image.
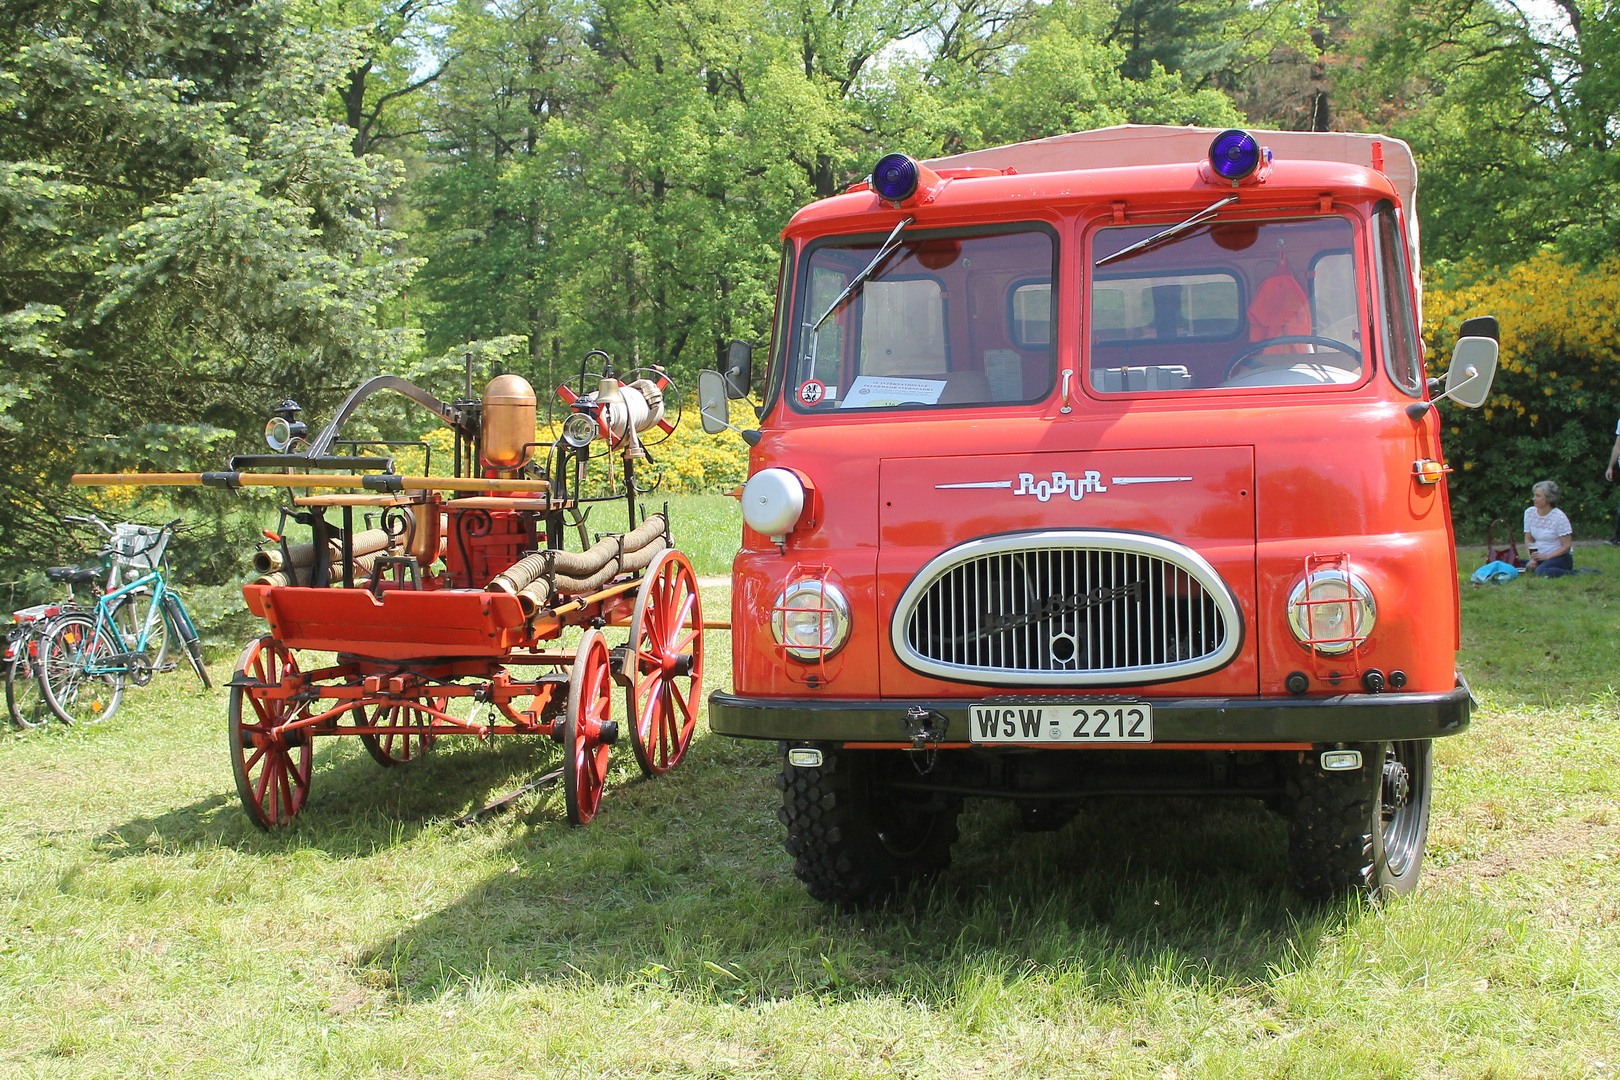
[1486,518,1521,568]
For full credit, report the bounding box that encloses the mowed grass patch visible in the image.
[0,563,1617,1075]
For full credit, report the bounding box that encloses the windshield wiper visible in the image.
[1095,196,1240,268]
[800,216,914,370]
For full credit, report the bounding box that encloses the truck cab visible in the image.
[702,126,1497,904]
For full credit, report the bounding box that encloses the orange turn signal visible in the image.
[1412,459,1450,485]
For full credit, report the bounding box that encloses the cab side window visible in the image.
[1010,281,1050,349]
[1374,202,1423,397]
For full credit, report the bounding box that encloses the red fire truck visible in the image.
[699,125,1498,904]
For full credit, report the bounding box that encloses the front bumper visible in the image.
[708,683,1473,745]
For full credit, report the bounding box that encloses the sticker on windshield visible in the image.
[796,379,828,406]
[839,376,945,408]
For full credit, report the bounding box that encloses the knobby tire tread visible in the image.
[776,749,959,907]
[1284,742,1381,900]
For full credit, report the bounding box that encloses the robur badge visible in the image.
[976,581,1146,638]
[1014,470,1107,503]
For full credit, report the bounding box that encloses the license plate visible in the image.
[968,702,1153,744]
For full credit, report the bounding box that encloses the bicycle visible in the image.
[4,550,109,729]
[36,516,212,725]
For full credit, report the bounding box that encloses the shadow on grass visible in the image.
[92,734,570,858]
[356,735,1350,1009]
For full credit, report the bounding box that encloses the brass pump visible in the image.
[480,374,538,471]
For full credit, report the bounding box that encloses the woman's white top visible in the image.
[1523,506,1573,555]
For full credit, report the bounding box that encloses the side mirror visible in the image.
[698,370,731,434]
[1443,336,1499,409]
[698,369,763,444]
[722,340,753,399]
[1407,314,1500,420]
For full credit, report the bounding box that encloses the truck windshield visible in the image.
[787,226,1056,412]
[1089,216,1363,393]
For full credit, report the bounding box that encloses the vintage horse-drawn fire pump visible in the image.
[74,354,709,828]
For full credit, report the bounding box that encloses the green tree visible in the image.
[956,0,1243,145]
[0,0,418,582]
[1343,0,1620,265]
[285,0,454,157]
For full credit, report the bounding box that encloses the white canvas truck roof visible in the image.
[928,125,1422,314]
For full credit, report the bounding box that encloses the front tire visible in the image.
[776,748,960,906]
[1285,740,1432,900]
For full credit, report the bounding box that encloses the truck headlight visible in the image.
[1287,570,1376,655]
[771,579,851,661]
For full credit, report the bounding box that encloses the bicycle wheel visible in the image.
[111,590,170,683]
[38,612,125,725]
[6,628,52,729]
[162,593,211,690]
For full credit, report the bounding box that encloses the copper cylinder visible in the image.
[480,374,537,470]
[404,497,441,566]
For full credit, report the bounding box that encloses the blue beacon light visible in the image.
[871,154,921,203]
[1208,129,1265,182]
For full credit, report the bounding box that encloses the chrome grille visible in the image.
[892,531,1242,686]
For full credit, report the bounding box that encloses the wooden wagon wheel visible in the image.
[563,629,613,826]
[352,696,445,767]
[228,636,314,829]
[624,549,703,777]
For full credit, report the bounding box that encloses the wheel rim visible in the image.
[354,696,443,767]
[7,636,52,730]
[625,550,703,777]
[228,637,313,829]
[1378,740,1430,880]
[564,630,612,826]
[39,614,123,725]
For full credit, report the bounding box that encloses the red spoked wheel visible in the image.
[563,629,613,826]
[228,636,314,829]
[353,696,444,767]
[625,549,704,777]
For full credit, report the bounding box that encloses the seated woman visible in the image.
[1524,480,1575,578]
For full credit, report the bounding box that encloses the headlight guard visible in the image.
[1287,566,1376,655]
[771,576,852,662]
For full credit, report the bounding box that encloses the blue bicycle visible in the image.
[36,516,211,725]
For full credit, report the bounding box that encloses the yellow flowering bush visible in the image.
[1425,252,1620,536]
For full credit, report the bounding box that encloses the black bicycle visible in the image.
[5,553,107,729]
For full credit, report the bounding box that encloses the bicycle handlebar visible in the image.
[61,513,113,537]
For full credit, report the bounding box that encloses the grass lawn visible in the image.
[0,533,1616,1077]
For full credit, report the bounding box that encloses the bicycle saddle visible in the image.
[45,566,101,585]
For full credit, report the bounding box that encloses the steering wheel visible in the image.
[1224,335,1362,380]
